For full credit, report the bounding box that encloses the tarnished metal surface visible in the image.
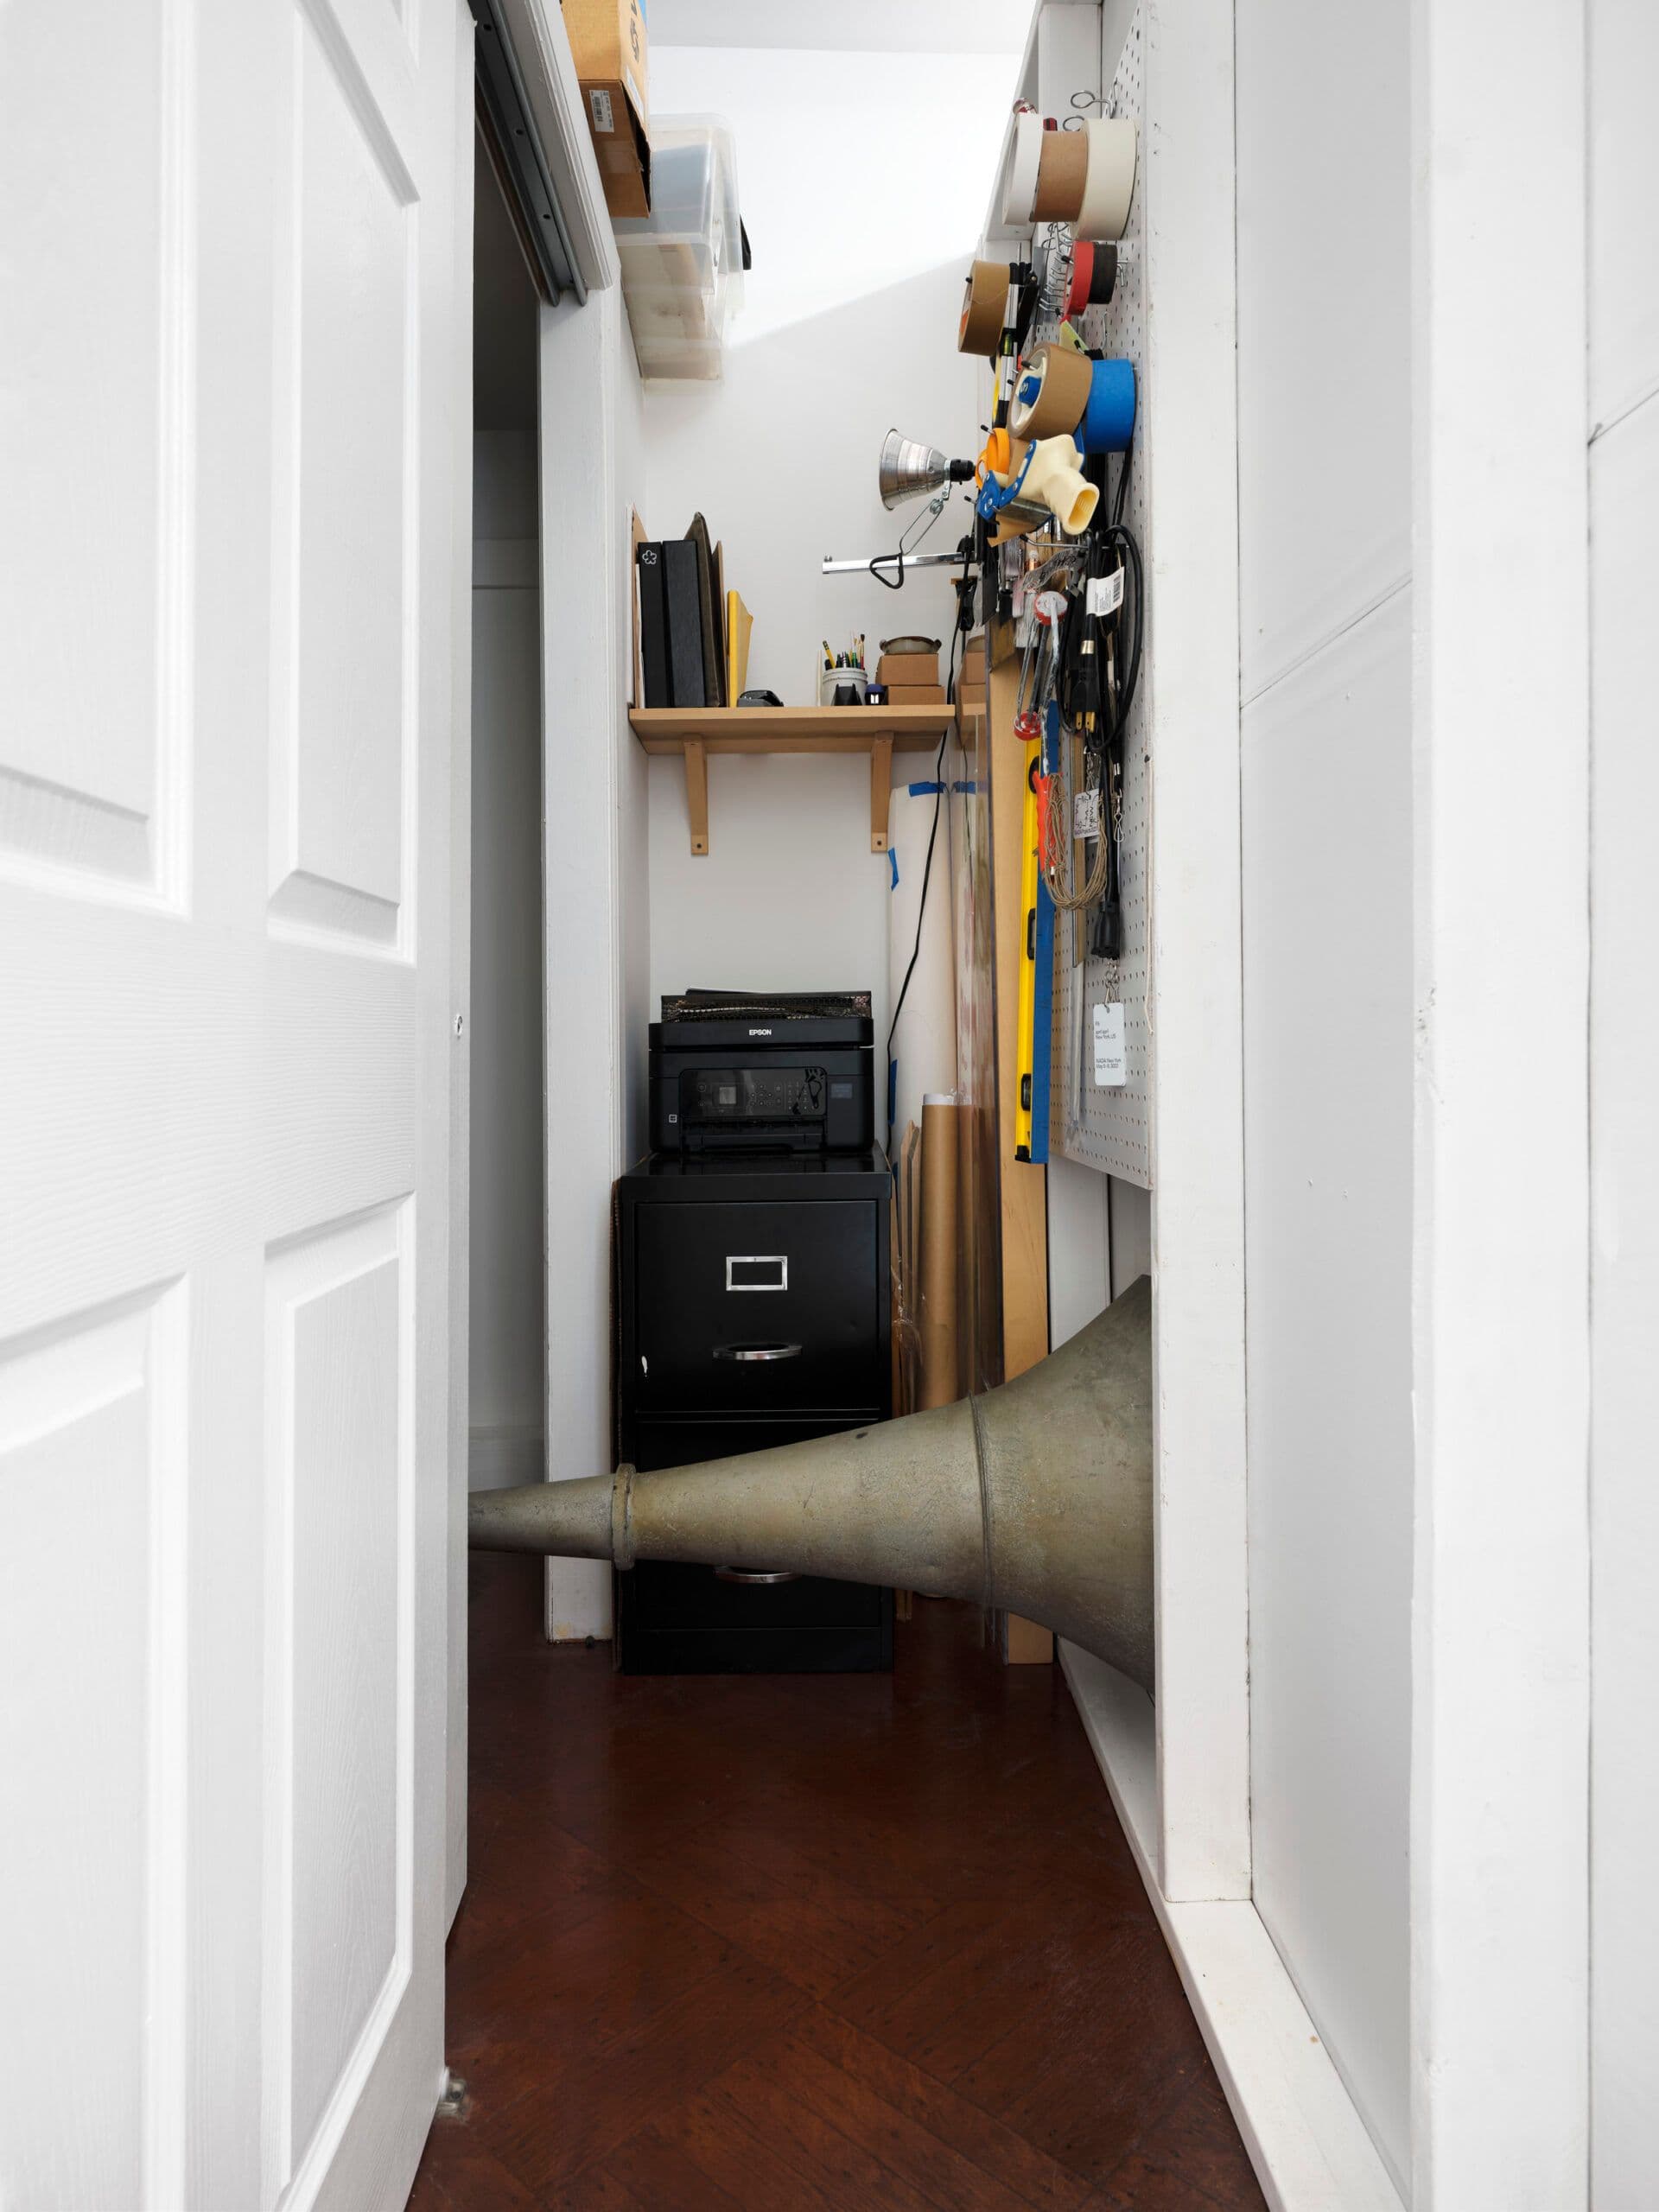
[468,1275,1154,1692]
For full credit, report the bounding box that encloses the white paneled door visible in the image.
[0,2,467,2208]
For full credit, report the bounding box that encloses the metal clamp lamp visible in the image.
[821,429,976,587]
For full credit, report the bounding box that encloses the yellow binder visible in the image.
[725,590,753,702]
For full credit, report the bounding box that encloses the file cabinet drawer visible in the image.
[629,1198,882,1413]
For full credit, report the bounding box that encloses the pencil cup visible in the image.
[820,668,869,705]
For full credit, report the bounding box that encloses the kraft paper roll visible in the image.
[918,1095,961,1411]
[1008,341,1094,440]
[1001,109,1043,227]
[888,783,958,1152]
[902,1121,922,1321]
[1033,124,1089,222]
[958,258,1007,358]
[1075,117,1137,243]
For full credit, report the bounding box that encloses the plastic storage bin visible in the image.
[615,117,742,379]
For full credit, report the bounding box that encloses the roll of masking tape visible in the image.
[958,259,1008,358]
[1001,110,1044,227]
[1007,341,1094,441]
[1033,124,1090,222]
[1065,238,1118,320]
[1077,358,1137,454]
[1075,117,1137,242]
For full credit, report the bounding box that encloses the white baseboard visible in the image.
[467,1424,545,1491]
[1058,1643,1404,2212]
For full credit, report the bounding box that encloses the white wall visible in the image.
[1236,0,1413,2192]
[1588,4,1659,2198]
[540,281,652,1638]
[639,42,1012,1046]
[469,430,545,1488]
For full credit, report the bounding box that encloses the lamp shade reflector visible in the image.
[879,429,954,510]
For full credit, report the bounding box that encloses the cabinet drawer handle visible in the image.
[712,1342,803,1363]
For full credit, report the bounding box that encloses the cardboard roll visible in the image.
[1032,124,1089,222]
[1076,117,1137,243]
[1065,238,1117,319]
[1008,341,1094,441]
[957,258,1007,358]
[1001,108,1044,226]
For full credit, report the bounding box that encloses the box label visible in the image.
[1093,1001,1128,1087]
[588,86,615,134]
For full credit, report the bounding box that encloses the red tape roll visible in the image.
[1066,241,1095,321]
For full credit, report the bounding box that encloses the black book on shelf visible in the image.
[637,542,671,708]
[661,538,708,709]
[686,512,724,707]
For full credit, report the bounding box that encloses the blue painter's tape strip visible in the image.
[907,780,944,796]
[889,850,899,890]
[952,778,980,793]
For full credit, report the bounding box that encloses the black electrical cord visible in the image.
[1088,479,1143,960]
[884,615,965,1154]
[1112,433,1135,527]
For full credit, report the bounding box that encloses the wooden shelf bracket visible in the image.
[870,737,893,854]
[683,738,709,857]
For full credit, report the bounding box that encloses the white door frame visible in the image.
[445,0,629,1922]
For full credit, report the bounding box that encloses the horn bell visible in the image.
[468,1275,1154,1693]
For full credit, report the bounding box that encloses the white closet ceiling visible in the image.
[645,0,1036,56]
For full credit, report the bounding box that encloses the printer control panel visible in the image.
[687,1065,827,1125]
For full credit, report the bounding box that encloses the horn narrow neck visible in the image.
[468,1278,1154,1693]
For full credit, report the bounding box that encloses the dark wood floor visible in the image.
[411,1555,1266,2211]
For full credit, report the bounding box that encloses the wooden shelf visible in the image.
[628,705,954,856]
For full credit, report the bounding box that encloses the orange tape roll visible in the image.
[1007,342,1094,441]
[1032,125,1089,222]
[978,426,1029,484]
[957,259,1007,358]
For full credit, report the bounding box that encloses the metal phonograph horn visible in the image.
[469,1276,1154,1694]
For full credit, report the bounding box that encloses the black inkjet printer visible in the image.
[648,989,875,1154]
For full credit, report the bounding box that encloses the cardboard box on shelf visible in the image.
[875,651,939,686]
[885,683,947,705]
[565,0,652,218]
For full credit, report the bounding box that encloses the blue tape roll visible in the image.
[1078,359,1136,455]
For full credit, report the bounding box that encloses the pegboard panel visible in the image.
[1047,2,1151,1185]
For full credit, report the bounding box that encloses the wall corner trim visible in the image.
[1062,1643,1405,2212]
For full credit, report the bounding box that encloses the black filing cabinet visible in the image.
[614,1151,893,1672]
